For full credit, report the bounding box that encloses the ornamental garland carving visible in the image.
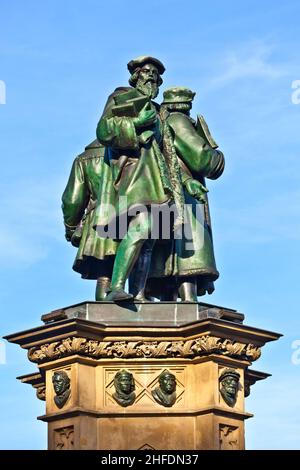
[28,335,261,364]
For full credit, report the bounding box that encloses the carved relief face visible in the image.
[159,373,176,394]
[219,370,240,406]
[118,374,133,394]
[113,370,135,407]
[222,376,239,399]
[52,372,69,395]
[115,371,134,395]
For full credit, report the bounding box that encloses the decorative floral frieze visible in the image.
[28,335,261,364]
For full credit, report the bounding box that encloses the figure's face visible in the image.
[118,374,133,394]
[160,375,176,394]
[136,63,160,99]
[139,64,159,83]
[52,374,66,395]
[222,376,238,398]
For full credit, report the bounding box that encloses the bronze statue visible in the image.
[62,57,224,304]
[113,370,135,407]
[219,369,240,407]
[147,86,224,301]
[52,370,71,408]
[62,140,117,300]
[151,370,177,407]
[95,55,172,302]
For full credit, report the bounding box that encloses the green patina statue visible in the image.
[147,86,224,301]
[95,56,171,302]
[62,56,224,303]
[62,140,117,300]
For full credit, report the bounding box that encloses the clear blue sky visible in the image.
[0,0,300,449]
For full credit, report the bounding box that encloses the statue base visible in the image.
[5,301,281,450]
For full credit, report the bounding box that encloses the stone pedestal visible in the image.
[4,301,281,450]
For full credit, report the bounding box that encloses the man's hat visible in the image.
[162,86,196,104]
[127,56,165,75]
[219,369,240,382]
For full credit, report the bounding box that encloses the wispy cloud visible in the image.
[209,40,288,89]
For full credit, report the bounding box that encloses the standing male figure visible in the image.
[147,87,225,301]
[95,56,173,301]
[62,139,118,300]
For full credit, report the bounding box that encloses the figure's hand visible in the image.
[70,226,82,247]
[133,103,156,129]
[185,179,208,203]
[65,227,76,242]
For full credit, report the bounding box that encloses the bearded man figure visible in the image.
[95,56,174,302]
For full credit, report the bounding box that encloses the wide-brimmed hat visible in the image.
[162,86,196,104]
[127,56,165,75]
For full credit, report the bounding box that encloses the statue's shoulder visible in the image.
[168,111,193,122]
[76,139,105,161]
[109,86,134,99]
[167,112,195,131]
[114,86,132,93]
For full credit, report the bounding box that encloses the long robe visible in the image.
[62,140,117,279]
[147,111,225,296]
[94,87,173,232]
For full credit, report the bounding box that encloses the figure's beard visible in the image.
[136,78,159,99]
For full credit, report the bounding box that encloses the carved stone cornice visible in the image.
[36,385,46,401]
[28,335,261,364]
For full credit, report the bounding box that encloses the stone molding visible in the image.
[28,335,261,364]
